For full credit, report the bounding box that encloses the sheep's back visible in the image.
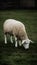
[3,19,25,36]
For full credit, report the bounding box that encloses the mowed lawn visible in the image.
[0,10,37,65]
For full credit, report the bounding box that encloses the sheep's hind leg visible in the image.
[4,34,7,44]
[15,37,17,47]
[10,36,13,43]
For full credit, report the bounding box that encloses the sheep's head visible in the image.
[22,39,34,49]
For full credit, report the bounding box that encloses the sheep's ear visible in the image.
[30,40,34,43]
[22,40,26,44]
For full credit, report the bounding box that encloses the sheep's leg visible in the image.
[15,37,17,47]
[19,40,22,46]
[10,36,13,43]
[4,34,7,44]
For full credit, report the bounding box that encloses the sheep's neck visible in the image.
[23,32,28,40]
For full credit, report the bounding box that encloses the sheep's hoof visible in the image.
[11,41,13,44]
[15,45,18,47]
[5,42,7,44]
[15,43,18,47]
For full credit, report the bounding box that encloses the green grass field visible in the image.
[0,10,37,65]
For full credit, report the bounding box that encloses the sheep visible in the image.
[3,19,33,49]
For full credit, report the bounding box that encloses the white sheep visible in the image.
[3,19,33,49]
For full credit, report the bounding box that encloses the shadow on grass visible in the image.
[0,40,26,55]
[0,40,37,65]
[0,40,37,55]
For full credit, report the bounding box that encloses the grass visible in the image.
[0,10,37,65]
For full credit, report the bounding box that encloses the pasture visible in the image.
[0,10,37,65]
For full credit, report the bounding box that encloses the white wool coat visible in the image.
[3,19,28,40]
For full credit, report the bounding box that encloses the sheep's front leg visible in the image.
[19,40,22,46]
[4,34,7,44]
[15,37,17,47]
[10,36,13,43]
